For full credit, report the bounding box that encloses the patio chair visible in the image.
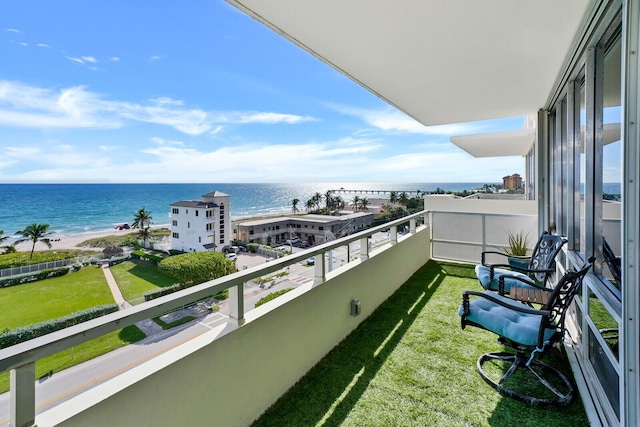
[459,257,594,406]
[475,231,567,294]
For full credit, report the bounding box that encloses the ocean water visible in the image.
[1,182,497,238]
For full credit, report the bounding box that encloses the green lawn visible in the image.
[110,259,176,304]
[0,266,114,330]
[0,325,145,394]
[251,261,589,427]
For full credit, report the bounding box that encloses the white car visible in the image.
[226,253,237,261]
[285,237,301,245]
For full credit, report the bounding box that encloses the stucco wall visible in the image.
[42,227,431,427]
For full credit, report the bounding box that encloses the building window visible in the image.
[172,232,179,239]
[195,211,199,217]
[198,237,201,243]
[206,223,213,231]
[172,208,179,214]
[172,220,177,226]
[319,226,324,231]
[188,222,190,229]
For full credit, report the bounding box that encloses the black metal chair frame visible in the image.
[480,231,567,288]
[602,237,622,286]
[461,257,594,407]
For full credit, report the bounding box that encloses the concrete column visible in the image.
[10,362,35,427]
[228,283,245,326]
[314,253,326,285]
[390,227,398,245]
[410,219,416,234]
[360,237,369,261]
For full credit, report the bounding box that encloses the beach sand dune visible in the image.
[10,225,169,252]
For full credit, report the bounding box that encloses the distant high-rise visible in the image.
[502,173,523,190]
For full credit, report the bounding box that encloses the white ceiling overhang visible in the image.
[451,129,536,158]
[227,0,594,127]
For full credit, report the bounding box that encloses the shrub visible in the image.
[143,283,183,301]
[0,304,118,348]
[158,252,235,287]
[246,243,260,253]
[254,288,294,308]
[131,250,164,264]
[0,267,70,288]
[0,252,76,269]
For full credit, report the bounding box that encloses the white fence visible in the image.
[428,210,538,264]
[0,259,73,278]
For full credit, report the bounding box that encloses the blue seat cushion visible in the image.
[475,265,538,293]
[458,291,557,347]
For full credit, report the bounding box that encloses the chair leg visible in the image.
[477,351,574,407]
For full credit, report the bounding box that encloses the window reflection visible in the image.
[601,36,622,297]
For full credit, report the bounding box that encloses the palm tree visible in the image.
[305,199,316,212]
[312,192,323,209]
[399,192,409,206]
[360,197,370,212]
[132,208,153,245]
[0,230,15,254]
[350,196,361,211]
[15,223,53,259]
[389,191,398,204]
[291,198,300,214]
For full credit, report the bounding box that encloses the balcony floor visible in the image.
[251,260,589,427]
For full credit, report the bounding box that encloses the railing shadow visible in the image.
[252,260,446,427]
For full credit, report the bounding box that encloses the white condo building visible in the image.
[170,191,231,252]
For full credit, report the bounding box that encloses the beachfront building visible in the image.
[234,211,374,245]
[502,173,523,190]
[169,191,231,252]
[3,2,639,427]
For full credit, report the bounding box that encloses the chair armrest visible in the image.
[461,290,552,317]
[480,250,511,266]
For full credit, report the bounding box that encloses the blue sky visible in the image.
[0,1,526,184]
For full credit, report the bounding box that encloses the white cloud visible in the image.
[0,81,315,134]
[36,43,50,48]
[5,28,21,33]
[99,145,117,151]
[110,57,120,62]
[65,56,85,65]
[82,56,97,63]
[150,55,163,61]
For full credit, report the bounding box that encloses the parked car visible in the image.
[306,256,315,266]
[226,253,237,261]
[285,237,301,245]
[300,241,310,248]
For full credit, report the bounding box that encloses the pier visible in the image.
[329,189,424,197]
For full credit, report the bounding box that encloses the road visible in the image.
[0,233,389,424]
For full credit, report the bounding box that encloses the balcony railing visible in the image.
[0,211,429,427]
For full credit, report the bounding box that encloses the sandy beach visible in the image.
[10,225,170,252]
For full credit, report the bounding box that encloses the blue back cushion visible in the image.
[475,265,537,292]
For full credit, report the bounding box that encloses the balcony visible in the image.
[0,208,588,426]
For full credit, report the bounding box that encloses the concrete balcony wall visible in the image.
[43,227,431,427]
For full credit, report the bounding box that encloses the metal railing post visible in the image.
[10,362,35,427]
[228,283,245,326]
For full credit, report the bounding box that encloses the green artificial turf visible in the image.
[0,265,114,330]
[251,260,589,427]
[110,259,176,304]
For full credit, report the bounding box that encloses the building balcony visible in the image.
[1,206,588,426]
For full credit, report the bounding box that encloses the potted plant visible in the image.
[503,230,531,269]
